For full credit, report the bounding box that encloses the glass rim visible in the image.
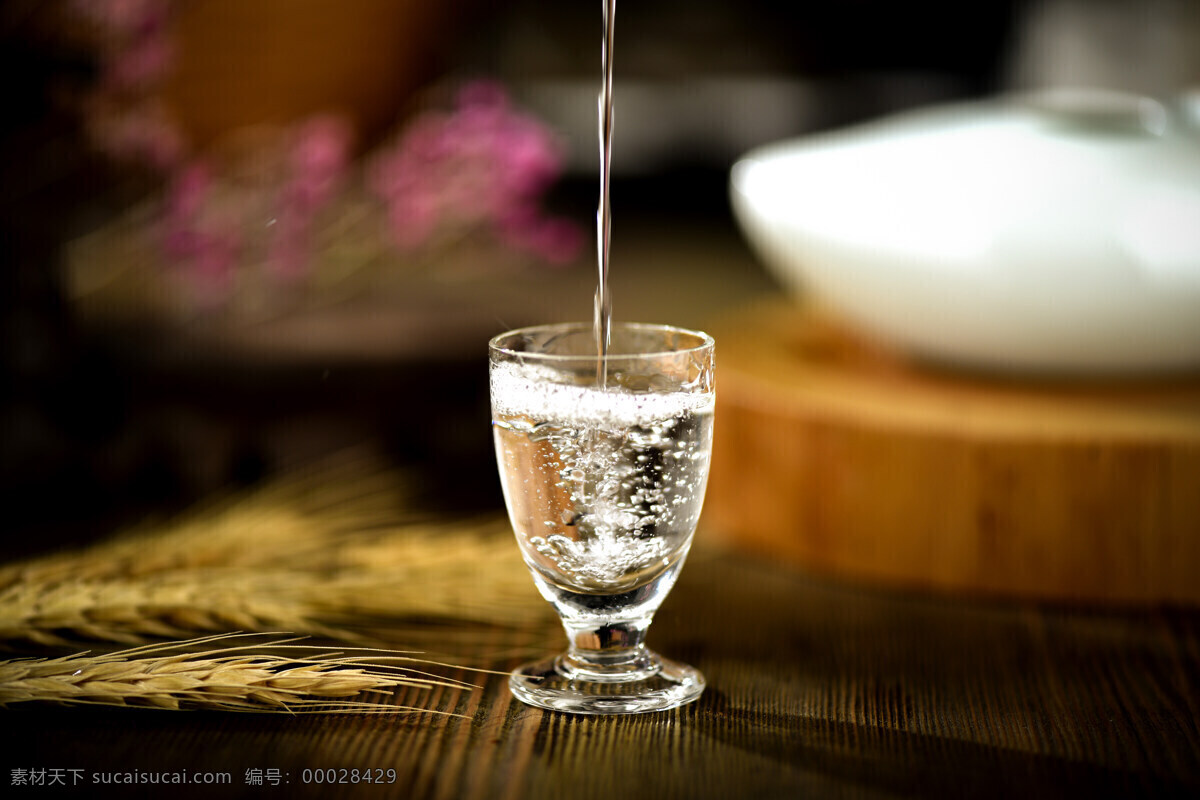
[488,321,714,361]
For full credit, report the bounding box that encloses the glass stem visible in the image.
[558,614,659,679]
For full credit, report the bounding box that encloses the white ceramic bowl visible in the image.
[730,91,1200,375]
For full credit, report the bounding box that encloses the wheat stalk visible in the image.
[0,633,478,714]
[0,453,552,648]
[0,540,547,648]
[0,573,351,647]
[0,451,419,587]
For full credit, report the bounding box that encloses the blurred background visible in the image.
[1,0,1197,557]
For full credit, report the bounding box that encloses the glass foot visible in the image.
[509,651,705,715]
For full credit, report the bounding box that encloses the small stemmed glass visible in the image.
[490,322,714,714]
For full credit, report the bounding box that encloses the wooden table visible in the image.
[21,212,1200,797]
[11,543,1200,799]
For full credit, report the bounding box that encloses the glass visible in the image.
[489,322,714,714]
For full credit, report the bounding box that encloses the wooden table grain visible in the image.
[28,181,1199,797]
[10,544,1200,799]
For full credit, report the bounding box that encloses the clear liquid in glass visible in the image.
[493,397,712,598]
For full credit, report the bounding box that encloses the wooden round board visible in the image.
[704,299,1200,605]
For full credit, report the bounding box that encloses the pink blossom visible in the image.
[527,217,585,265]
[164,162,212,228]
[190,231,238,288]
[385,192,439,249]
[367,79,581,264]
[260,114,353,279]
[497,209,584,266]
[80,0,175,91]
[290,116,352,188]
[74,0,169,36]
[265,217,311,281]
[160,160,242,302]
[163,224,239,306]
[104,34,174,90]
[75,0,183,169]
[456,79,510,111]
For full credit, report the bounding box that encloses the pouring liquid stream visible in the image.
[594,0,616,389]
